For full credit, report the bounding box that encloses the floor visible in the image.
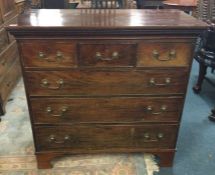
[157,61,215,175]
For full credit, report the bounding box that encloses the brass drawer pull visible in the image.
[55,51,64,60]
[157,133,164,139]
[40,79,64,90]
[144,133,150,139]
[46,106,68,117]
[38,51,46,59]
[149,77,171,86]
[143,132,164,142]
[38,51,64,62]
[48,134,71,144]
[146,105,167,115]
[152,49,176,61]
[95,51,119,61]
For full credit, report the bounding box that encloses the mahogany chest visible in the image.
[6,9,207,168]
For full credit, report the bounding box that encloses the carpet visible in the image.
[0,80,159,175]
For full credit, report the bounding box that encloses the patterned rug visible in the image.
[0,79,159,175]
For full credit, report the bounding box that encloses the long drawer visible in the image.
[25,69,188,96]
[34,124,178,151]
[30,96,184,124]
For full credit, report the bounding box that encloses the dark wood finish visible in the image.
[36,149,176,168]
[154,151,175,166]
[26,69,188,96]
[0,0,21,117]
[137,40,194,67]
[35,124,178,151]
[78,42,137,67]
[6,9,207,168]
[20,40,77,68]
[7,9,207,36]
[30,96,184,124]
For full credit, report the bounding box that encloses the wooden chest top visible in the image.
[7,9,207,36]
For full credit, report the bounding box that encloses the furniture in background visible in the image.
[90,0,124,8]
[193,0,215,122]
[76,0,135,9]
[209,107,215,121]
[196,0,215,22]
[192,21,215,94]
[41,0,67,8]
[0,0,21,118]
[140,0,163,9]
[163,0,197,14]
[7,9,207,169]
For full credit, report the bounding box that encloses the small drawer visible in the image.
[20,40,77,68]
[137,41,194,67]
[34,124,178,152]
[0,42,18,77]
[78,42,137,67]
[30,96,184,124]
[0,28,9,52]
[25,69,188,96]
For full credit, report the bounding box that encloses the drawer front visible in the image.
[30,97,184,124]
[34,124,178,151]
[26,69,188,96]
[0,28,9,52]
[78,42,137,67]
[0,42,18,77]
[20,40,77,68]
[137,41,194,67]
[0,57,21,102]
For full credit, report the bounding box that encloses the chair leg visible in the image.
[208,107,215,122]
[193,63,207,94]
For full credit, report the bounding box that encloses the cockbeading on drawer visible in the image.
[25,69,189,96]
[30,96,184,124]
[34,124,178,152]
[20,40,77,68]
[137,40,194,67]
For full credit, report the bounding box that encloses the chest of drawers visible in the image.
[7,9,207,169]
